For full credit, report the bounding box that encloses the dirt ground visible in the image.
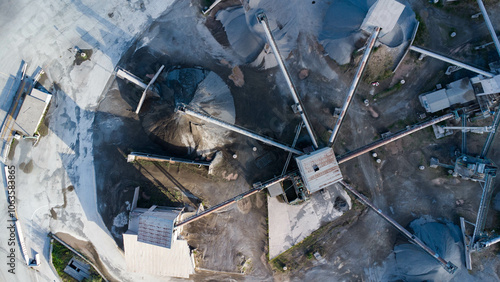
[91,0,500,280]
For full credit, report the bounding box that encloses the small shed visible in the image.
[295,147,343,194]
[267,182,285,197]
[63,257,91,282]
[14,88,51,136]
[419,89,450,113]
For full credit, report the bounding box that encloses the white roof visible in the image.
[295,147,343,194]
[124,233,195,278]
[471,75,500,95]
[361,0,405,34]
[419,89,450,113]
[14,89,52,136]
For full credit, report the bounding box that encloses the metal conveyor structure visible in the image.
[476,0,500,57]
[127,152,212,166]
[175,175,289,227]
[257,12,319,148]
[336,113,455,164]
[176,104,304,155]
[328,27,381,146]
[339,181,458,273]
[409,46,494,78]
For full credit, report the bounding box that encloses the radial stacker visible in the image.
[118,5,500,274]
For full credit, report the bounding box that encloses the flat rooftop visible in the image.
[14,88,51,136]
[295,147,343,194]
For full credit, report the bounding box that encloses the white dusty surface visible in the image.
[0,0,178,281]
[268,184,351,259]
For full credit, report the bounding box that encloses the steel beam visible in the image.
[410,46,494,78]
[340,181,457,273]
[127,152,211,166]
[257,12,318,148]
[175,175,289,227]
[337,113,455,164]
[202,0,222,15]
[282,122,303,176]
[460,217,472,270]
[328,27,381,146]
[116,68,147,89]
[480,108,500,158]
[471,173,496,247]
[136,65,164,114]
[481,235,500,249]
[442,126,493,133]
[476,0,500,58]
[177,105,304,155]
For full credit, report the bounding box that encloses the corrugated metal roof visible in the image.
[295,147,343,194]
[137,210,179,249]
[419,89,450,113]
[476,74,500,95]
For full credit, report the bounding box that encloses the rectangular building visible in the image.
[14,88,52,136]
[295,147,343,194]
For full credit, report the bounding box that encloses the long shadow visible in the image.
[0,61,24,116]
[46,85,203,248]
[152,162,201,206]
[69,0,130,65]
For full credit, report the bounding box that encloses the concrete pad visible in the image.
[268,184,351,259]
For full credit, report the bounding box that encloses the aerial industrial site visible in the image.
[1,0,500,281]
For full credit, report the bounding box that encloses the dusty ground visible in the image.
[91,0,500,280]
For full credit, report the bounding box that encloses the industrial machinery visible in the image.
[420,0,500,270]
[431,108,499,270]
[170,11,460,273]
[127,0,500,273]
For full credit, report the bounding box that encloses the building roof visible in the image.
[14,88,51,136]
[419,89,450,113]
[63,257,91,282]
[267,182,284,197]
[446,78,475,105]
[361,0,405,34]
[295,147,343,194]
[137,209,180,249]
[471,75,500,96]
[124,232,195,278]
[124,198,193,278]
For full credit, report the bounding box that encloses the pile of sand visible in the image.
[215,0,417,66]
